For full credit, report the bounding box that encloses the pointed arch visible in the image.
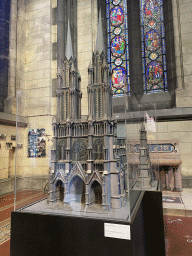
[90,180,102,205]
[57,140,66,160]
[89,169,102,186]
[55,180,65,202]
[93,138,103,160]
[69,175,85,204]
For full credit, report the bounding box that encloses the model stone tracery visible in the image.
[49,15,126,210]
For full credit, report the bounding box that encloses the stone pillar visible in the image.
[56,184,60,201]
[59,92,63,120]
[164,168,171,190]
[85,179,89,207]
[56,92,60,120]
[4,0,17,113]
[151,165,159,183]
[48,173,56,205]
[79,92,82,119]
[173,166,182,192]
[88,88,93,119]
[102,174,107,210]
[64,175,69,203]
[87,121,94,174]
[172,0,184,91]
[65,122,72,173]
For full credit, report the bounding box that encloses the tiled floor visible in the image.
[163,189,192,255]
[164,215,192,256]
[163,189,192,217]
[0,219,10,246]
[0,190,48,256]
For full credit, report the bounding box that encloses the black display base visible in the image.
[10,191,165,256]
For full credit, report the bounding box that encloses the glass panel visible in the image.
[141,103,160,191]
[140,0,167,94]
[106,0,129,96]
[14,90,48,211]
[125,99,161,222]
[14,73,131,222]
[116,110,130,222]
[125,102,143,222]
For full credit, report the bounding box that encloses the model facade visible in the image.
[48,18,126,210]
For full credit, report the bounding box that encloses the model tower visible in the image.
[49,16,125,210]
[137,123,152,189]
[56,21,82,122]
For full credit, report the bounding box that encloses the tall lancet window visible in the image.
[106,0,129,96]
[140,0,167,93]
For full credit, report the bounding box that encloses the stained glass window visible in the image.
[140,0,168,93]
[106,0,129,96]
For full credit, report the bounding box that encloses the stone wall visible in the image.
[0,178,14,196]
[18,0,52,177]
[2,0,54,186]
[174,0,192,105]
[0,124,17,179]
[25,0,52,118]
[51,0,57,117]
[0,176,49,196]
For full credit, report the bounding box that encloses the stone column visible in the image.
[164,168,171,190]
[172,0,184,90]
[173,166,182,192]
[102,175,107,210]
[88,88,92,118]
[85,180,89,207]
[64,176,69,203]
[48,173,56,205]
[56,92,60,120]
[79,92,82,119]
[60,92,62,120]
[5,0,18,113]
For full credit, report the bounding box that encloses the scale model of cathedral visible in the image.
[48,17,126,210]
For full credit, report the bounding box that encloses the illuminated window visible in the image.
[106,0,129,96]
[140,0,167,93]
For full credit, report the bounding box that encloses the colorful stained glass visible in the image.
[143,0,159,17]
[140,0,167,93]
[146,61,163,82]
[111,67,126,89]
[106,0,129,96]
[113,0,121,5]
[115,58,123,66]
[145,29,160,51]
[110,7,124,26]
[111,36,125,57]
[113,27,122,35]
[149,52,158,61]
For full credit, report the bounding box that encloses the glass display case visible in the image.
[126,101,161,219]
[12,88,162,224]
[13,91,132,222]
[10,50,165,254]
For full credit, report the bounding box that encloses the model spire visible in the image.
[138,122,152,189]
[95,9,104,54]
[65,20,73,61]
